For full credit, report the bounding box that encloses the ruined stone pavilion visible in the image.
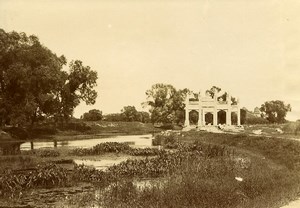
[184,91,241,128]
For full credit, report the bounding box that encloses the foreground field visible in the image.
[1,131,300,208]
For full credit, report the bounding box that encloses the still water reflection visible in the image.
[20,134,153,151]
[73,158,129,170]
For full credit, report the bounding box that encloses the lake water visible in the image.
[73,158,129,170]
[20,134,155,170]
[20,134,154,151]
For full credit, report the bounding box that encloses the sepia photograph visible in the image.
[0,0,300,207]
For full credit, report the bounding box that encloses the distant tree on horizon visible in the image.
[82,109,103,121]
[121,106,151,123]
[260,100,291,123]
[103,106,150,123]
[121,106,139,122]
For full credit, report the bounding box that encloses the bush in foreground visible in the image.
[0,164,68,197]
[69,142,163,156]
[283,121,300,135]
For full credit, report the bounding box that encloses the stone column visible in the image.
[237,108,241,126]
[226,109,232,125]
[197,98,202,127]
[184,95,190,127]
[202,110,205,126]
[213,109,218,126]
[184,109,190,127]
[237,98,241,126]
[227,94,232,125]
[197,110,202,127]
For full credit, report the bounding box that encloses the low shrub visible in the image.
[108,143,231,179]
[99,180,139,206]
[70,142,131,156]
[38,149,60,157]
[24,149,60,157]
[126,148,163,156]
[159,123,174,130]
[108,153,185,178]
[72,164,113,185]
[283,121,300,135]
[0,155,37,172]
[70,142,164,157]
[245,117,269,125]
[182,132,300,170]
[152,134,164,146]
[0,163,69,197]
[152,131,180,148]
[69,148,92,156]
[92,142,131,154]
[59,122,91,132]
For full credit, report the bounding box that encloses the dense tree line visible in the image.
[143,84,239,126]
[0,29,98,126]
[103,106,150,123]
[144,83,291,126]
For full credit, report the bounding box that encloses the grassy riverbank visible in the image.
[1,131,300,208]
[27,121,160,141]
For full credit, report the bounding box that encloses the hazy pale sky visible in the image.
[1,0,300,120]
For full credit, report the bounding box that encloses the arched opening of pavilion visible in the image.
[217,110,226,125]
[231,112,238,125]
[205,112,214,125]
[189,110,199,126]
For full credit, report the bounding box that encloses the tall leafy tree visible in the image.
[121,106,139,122]
[144,83,188,125]
[57,60,97,123]
[0,29,66,125]
[260,100,291,123]
[0,29,98,126]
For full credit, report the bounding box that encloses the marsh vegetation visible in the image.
[1,130,300,208]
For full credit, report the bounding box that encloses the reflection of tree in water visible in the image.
[0,142,23,155]
[60,141,69,147]
[0,128,27,155]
